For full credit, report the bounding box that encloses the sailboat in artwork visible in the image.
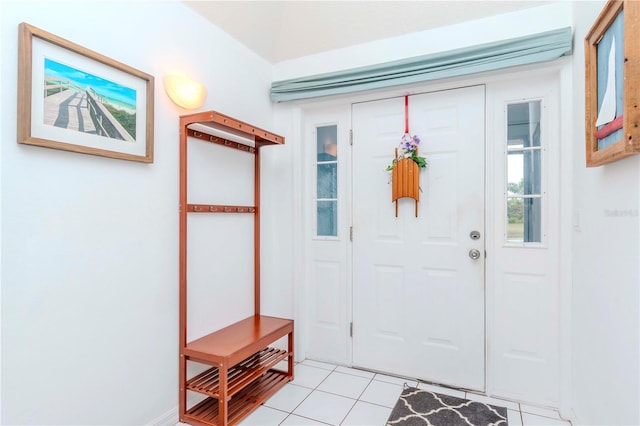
[596,37,616,126]
[594,36,623,139]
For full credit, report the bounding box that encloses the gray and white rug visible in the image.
[386,385,508,426]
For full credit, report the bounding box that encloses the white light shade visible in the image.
[163,74,207,109]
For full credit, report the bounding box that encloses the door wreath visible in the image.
[386,96,427,217]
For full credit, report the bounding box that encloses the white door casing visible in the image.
[351,86,486,391]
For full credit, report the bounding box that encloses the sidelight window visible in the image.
[506,101,543,243]
[316,125,338,237]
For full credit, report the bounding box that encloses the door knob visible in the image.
[469,249,481,260]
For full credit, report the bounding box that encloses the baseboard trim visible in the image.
[146,406,178,426]
[147,395,204,426]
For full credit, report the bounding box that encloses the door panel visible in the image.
[352,86,485,390]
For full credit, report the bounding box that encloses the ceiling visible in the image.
[183,1,554,64]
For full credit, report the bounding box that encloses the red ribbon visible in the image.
[404,95,409,134]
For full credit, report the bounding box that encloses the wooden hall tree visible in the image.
[178,111,293,426]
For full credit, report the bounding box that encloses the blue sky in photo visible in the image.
[45,58,137,107]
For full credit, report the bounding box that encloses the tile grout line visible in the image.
[337,375,376,426]
[280,411,333,426]
[274,362,333,425]
[283,363,347,425]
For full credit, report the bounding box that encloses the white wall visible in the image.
[0,1,282,424]
[570,2,640,425]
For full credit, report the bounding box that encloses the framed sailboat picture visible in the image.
[585,0,640,167]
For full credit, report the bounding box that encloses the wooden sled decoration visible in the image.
[391,147,420,217]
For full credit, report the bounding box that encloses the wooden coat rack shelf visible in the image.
[179,110,292,426]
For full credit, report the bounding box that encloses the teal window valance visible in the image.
[270,27,572,102]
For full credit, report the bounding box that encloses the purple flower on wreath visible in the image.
[386,132,427,171]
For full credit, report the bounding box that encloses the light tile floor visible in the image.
[237,360,573,426]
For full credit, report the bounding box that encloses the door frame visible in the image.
[291,59,573,414]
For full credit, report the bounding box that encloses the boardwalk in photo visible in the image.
[43,89,97,134]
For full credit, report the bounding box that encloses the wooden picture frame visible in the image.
[585,0,640,167]
[17,22,154,163]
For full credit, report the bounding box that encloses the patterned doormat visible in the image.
[386,385,508,426]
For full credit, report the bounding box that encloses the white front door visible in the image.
[351,86,486,390]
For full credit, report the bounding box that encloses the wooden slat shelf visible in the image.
[187,347,288,398]
[185,370,290,426]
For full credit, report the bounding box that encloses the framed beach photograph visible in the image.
[584,0,639,167]
[17,22,154,163]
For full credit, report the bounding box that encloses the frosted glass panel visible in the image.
[317,163,337,199]
[316,125,338,237]
[317,126,338,161]
[317,201,337,237]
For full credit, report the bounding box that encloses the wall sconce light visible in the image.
[163,74,207,109]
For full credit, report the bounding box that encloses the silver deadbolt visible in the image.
[470,230,481,240]
[469,249,481,260]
